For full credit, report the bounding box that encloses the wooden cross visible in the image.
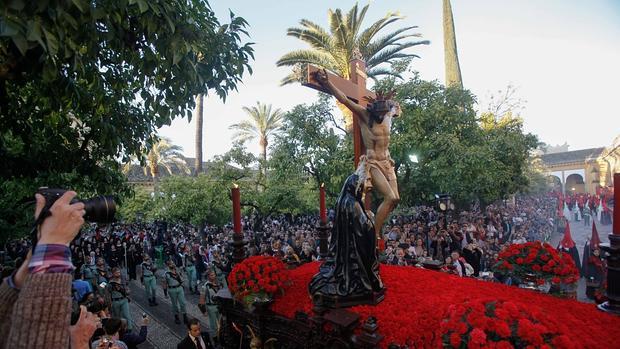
[302,59,376,168]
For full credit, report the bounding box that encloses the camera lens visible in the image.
[82,196,116,223]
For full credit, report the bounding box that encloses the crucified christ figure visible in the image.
[314,69,401,240]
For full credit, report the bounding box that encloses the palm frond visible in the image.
[275,50,337,68]
[366,42,427,68]
[356,14,402,50]
[328,9,349,51]
[361,26,422,59]
[350,4,369,37]
[287,27,332,51]
[367,66,402,80]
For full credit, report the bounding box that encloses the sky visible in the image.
[158,0,620,159]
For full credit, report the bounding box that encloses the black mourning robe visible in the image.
[309,174,383,297]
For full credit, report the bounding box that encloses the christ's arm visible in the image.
[314,69,369,124]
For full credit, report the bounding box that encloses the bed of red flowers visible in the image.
[271,262,620,348]
[227,256,292,306]
[440,299,574,349]
[493,242,580,287]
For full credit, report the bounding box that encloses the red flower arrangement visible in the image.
[270,263,620,348]
[493,242,580,287]
[440,299,575,349]
[227,256,291,306]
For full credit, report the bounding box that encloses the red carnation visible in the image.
[532,265,541,272]
[450,332,462,347]
[495,340,514,349]
[516,258,524,265]
[470,328,487,345]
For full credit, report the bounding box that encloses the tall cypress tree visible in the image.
[443,0,463,88]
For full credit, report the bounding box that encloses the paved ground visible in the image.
[123,271,211,349]
[549,217,612,302]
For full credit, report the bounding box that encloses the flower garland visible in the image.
[227,256,291,306]
[440,299,575,349]
[270,262,620,348]
[493,242,580,287]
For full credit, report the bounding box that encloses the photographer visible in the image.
[0,191,98,349]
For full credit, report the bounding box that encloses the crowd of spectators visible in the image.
[0,193,565,349]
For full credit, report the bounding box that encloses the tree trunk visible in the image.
[260,137,268,182]
[194,94,204,176]
[443,0,463,89]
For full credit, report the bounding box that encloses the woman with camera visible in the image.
[0,191,101,349]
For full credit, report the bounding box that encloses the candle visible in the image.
[232,184,241,234]
[320,183,327,224]
[614,173,619,235]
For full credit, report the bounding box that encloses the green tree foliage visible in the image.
[0,0,253,239]
[270,96,352,206]
[377,73,538,207]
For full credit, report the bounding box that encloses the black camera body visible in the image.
[37,187,116,223]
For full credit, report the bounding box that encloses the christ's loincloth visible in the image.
[357,155,396,193]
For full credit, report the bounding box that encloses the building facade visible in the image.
[541,136,619,194]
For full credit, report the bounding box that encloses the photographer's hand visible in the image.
[36,191,85,246]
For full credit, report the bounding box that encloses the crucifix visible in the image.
[302,58,375,168]
[300,57,401,248]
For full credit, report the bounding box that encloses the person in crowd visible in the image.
[140,253,159,306]
[0,190,100,349]
[183,245,199,294]
[91,317,128,349]
[107,267,132,331]
[119,316,149,349]
[164,260,188,324]
[462,243,483,277]
[282,246,301,266]
[177,318,212,349]
[198,270,221,347]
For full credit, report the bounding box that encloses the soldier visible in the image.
[198,270,221,347]
[210,251,228,289]
[141,254,158,306]
[107,267,132,330]
[183,245,198,294]
[163,260,188,324]
[94,257,110,296]
[80,251,98,290]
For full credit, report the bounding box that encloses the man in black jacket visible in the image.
[119,316,148,349]
[177,318,212,349]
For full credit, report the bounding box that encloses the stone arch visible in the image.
[565,173,585,194]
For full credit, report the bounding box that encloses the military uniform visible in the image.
[211,261,228,289]
[80,262,97,290]
[107,278,132,330]
[199,279,221,347]
[95,265,110,296]
[164,267,187,324]
[184,253,198,294]
[141,260,158,306]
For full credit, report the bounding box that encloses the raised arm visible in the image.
[314,69,369,123]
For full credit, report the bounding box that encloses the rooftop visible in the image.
[540,147,605,166]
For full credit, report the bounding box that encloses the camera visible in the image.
[37,187,116,223]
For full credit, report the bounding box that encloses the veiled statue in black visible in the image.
[309,174,383,307]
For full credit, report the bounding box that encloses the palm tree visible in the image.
[229,102,284,177]
[123,137,190,189]
[443,0,463,88]
[276,3,429,130]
